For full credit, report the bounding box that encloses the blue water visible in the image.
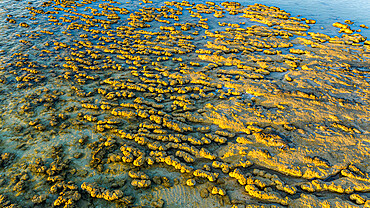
[243,0,370,38]
[1,0,370,39]
[124,0,370,38]
[0,0,369,62]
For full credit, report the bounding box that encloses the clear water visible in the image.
[242,0,370,38]
[0,0,369,207]
[1,0,369,60]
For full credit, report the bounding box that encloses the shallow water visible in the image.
[0,0,369,207]
[245,0,370,38]
[1,0,370,58]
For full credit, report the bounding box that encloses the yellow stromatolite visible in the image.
[229,168,247,185]
[211,186,226,196]
[131,179,151,188]
[81,182,125,201]
[244,184,290,205]
[193,169,219,182]
[186,179,196,186]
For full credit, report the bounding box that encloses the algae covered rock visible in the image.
[0,0,370,207]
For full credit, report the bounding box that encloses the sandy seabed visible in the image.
[0,0,370,207]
